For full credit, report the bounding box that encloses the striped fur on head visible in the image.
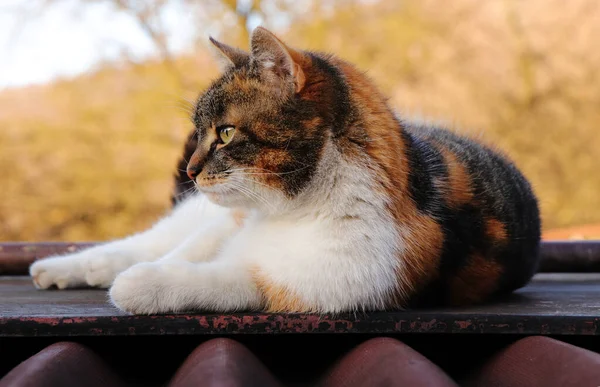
[181,27,358,212]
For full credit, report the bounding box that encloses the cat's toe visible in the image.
[30,264,52,289]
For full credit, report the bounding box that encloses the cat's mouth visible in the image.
[195,179,237,205]
[195,178,229,191]
[195,179,233,202]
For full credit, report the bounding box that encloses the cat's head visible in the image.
[188,27,355,211]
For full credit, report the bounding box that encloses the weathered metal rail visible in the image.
[2,273,600,337]
[1,240,599,275]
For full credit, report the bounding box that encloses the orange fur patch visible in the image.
[449,254,503,305]
[301,116,323,134]
[393,215,445,305]
[251,148,293,189]
[436,146,474,207]
[333,57,445,307]
[485,218,508,242]
[251,268,308,313]
[337,56,444,307]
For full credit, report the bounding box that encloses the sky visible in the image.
[0,0,198,90]
[0,0,332,91]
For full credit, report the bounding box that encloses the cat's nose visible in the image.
[187,149,206,181]
[187,164,202,181]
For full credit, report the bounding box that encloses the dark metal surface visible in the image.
[538,241,600,272]
[2,274,600,337]
[2,240,600,275]
[0,242,96,275]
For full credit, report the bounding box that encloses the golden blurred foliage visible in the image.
[1,0,599,242]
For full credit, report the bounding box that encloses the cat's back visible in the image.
[399,120,542,307]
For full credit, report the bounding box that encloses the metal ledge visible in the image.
[2,273,600,337]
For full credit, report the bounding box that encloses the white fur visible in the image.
[30,195,229,288]
[30,139,405,315]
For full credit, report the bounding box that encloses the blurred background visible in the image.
[0,0,598,242]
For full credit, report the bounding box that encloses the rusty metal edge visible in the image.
[0,313,597,337]
[1,241,600,275]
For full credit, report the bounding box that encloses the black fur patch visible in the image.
[403,122,541,306]
[307,53,356,135]
[401,130,447,214]
[171,130,197,205]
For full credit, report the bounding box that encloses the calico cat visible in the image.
[29,27,541,315]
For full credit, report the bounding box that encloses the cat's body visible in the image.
[29,27,541,315]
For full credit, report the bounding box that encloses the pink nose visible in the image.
[187,165,202,180]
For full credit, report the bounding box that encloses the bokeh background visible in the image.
[1,0,598,242]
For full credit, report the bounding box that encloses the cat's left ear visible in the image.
[250,27,306,95]
[208,36,250,70]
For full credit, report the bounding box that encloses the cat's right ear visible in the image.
[208,37,250,70]
[249,27,307,97]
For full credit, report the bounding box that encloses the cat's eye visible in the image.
[218,126,236,144]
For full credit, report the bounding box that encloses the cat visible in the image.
[29,26,541,315]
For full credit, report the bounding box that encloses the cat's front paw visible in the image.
[109,262,188,315]
[30,248,144,290]
[30,256,88,289]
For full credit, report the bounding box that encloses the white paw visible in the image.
[109,262,189,315]
[30,256,88,290]
[30,248,147,290]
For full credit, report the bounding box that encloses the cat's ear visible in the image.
[208,36,250,70]
[249,26,306,95]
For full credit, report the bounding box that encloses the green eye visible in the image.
[218,126,236,144]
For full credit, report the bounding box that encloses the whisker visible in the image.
[232,176,277,191]
[178,182,199,195]
[227,181,275,212]
[226,164,311,176]
[227,182,260,205]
